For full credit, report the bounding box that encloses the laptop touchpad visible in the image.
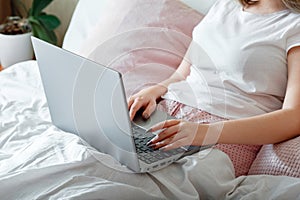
[133,109,174,130]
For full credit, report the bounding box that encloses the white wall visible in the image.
[180,0,217,14]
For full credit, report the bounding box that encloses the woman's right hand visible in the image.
[128,84,167,121]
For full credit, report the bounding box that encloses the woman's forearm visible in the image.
[207,108,300,145]
[150,59,191,100]
[159,59,191,89]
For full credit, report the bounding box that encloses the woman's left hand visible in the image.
[147,119,208,151]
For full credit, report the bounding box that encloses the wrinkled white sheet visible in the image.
[1,61,300,200]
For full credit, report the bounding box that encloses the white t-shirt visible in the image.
[163,0,300,119]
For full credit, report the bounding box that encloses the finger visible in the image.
[150,119,181,132]
[127,96,135,109]
[160,138,187,151]
[150,125,180,144]
[151,135,176,150]
[142,101,156,119]
[129,98,145,120]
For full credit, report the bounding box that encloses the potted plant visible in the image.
[0,0,60,69]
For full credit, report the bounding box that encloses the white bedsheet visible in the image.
[1,61,300,200]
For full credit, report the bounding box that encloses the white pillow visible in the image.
[62,0,109,53]
[62,0,217,54]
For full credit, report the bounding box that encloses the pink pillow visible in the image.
[78,0,204,96]
[248,136,300,178]
[79,0,203,56]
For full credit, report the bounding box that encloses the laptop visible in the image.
[32,37,208,173]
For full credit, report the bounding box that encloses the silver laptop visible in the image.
[32,37,206,172]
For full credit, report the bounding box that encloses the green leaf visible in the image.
[45,28,57,44]
[28,16,41,25]
[31,22,57,45]
[27,0,60,45]
[31,23,49,41]
[31,0,53,16]
[37,15,60,30]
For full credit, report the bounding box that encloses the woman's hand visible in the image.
[147,119,211,151]
[128,84,167,121]
[128,58,191,121]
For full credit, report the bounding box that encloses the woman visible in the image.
[128,0,300,175]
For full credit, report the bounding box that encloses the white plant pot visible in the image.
[0,32,33,69]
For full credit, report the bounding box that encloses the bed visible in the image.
[1,0,300,199]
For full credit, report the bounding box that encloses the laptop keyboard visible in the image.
[132,125,185,164]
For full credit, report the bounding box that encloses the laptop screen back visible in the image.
[32,37,140,172]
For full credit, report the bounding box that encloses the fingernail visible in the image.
[148,144,156,148]
[143,114,149,119]
[151,136,158,142]
[146,140,152,146]
[159,147,167,151]
[145,128,152,133]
